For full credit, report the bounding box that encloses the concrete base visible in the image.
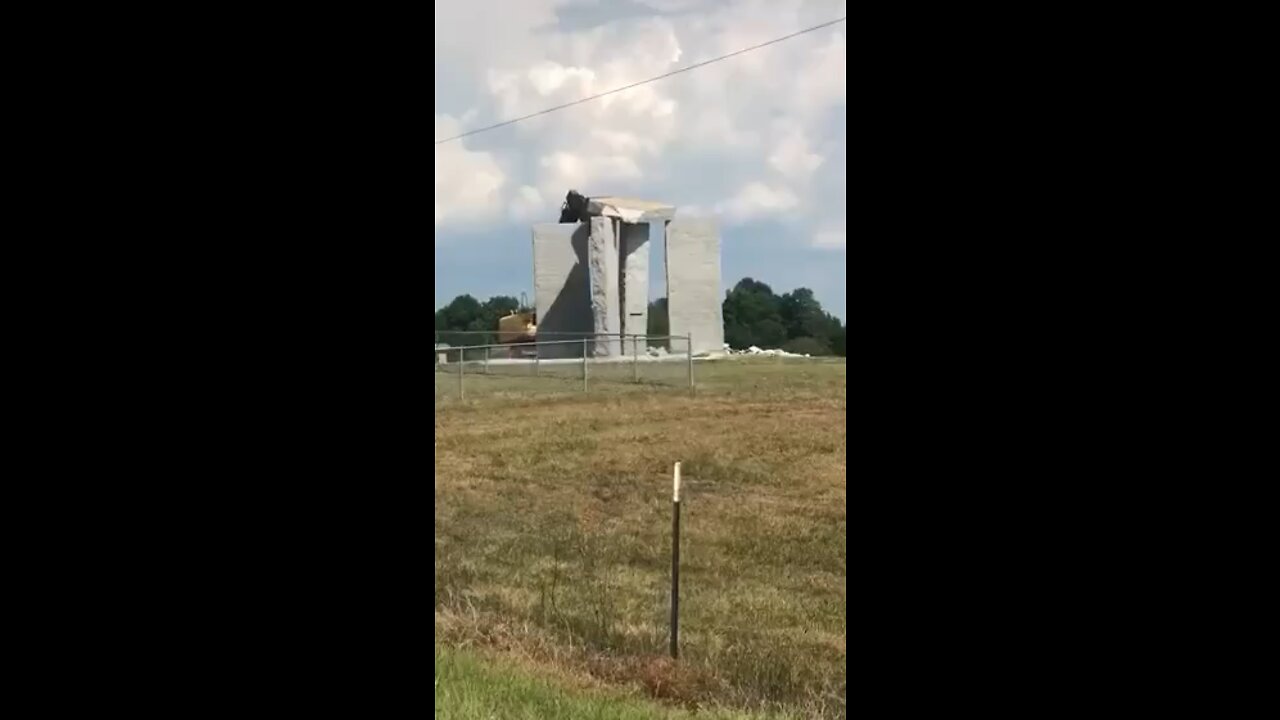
[665,219,724,355]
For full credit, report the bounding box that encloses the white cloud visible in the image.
[435,0,845,238]
[717,182,800,222]
[768,129,824,182]
[434,0,566,71]
[535,151,644,203]
[434,114,506,228]
[508,185,547,223]
[793,29,846,117]
[588,129,660,156]
[528,62,597,97]
[637,0,711,10]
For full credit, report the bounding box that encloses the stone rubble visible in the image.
[723,343,812,358]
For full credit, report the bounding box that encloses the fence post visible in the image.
[670,461,682,659]
[582,338,589,392]
[458,349,465,399]
[687,333,694,395]
[534,343,540,377]
[484,346,490,375]
[633,335,639,383]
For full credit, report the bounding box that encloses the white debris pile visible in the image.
[723,343,811,358]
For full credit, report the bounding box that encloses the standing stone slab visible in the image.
[665,219,724,355]
[619,222,649,344]
[532,223,591,359]
[588,217,621,357]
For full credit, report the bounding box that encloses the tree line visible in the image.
[435,278,845,356]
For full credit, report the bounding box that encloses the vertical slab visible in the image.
[665,219,724,355]
[533,223,591,359]
[588,217,621,357]
[619,222,650,342]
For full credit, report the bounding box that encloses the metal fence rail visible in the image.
[435,334,694,399]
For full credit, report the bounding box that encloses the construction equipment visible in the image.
[497,293,537,357]
[559,189,590,223]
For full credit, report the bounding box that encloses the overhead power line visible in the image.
[434,16,846,145]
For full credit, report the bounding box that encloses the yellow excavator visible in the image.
[497,293,537,357]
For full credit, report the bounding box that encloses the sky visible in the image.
[434,0,846,320]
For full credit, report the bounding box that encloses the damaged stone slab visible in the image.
[588,217,622,357]
[586,196,677,223]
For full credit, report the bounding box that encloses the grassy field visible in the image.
[435,359,846,718]
[436,647,799,719]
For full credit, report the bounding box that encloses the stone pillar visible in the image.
[665,218,724,355]
[588,217,621,357]
[533,223,592,359]
[619,222,649,341]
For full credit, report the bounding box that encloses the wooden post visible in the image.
[670,461,682,659]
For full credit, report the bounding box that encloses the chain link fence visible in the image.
[435,334,694,399]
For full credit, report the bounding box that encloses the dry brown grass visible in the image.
[435,359,846,717]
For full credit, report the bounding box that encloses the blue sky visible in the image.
[435,0,846,319]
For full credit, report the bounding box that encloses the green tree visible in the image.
[477,296,519,331]
[435,280,847,357]
[831,323,846,356]
[439,294,481,331]
[779,288,828,341]
[724,321,753,349]
[435,294,524,347]
[754,318,788,348]
[435,294,519,333]
[722,278,784,349]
